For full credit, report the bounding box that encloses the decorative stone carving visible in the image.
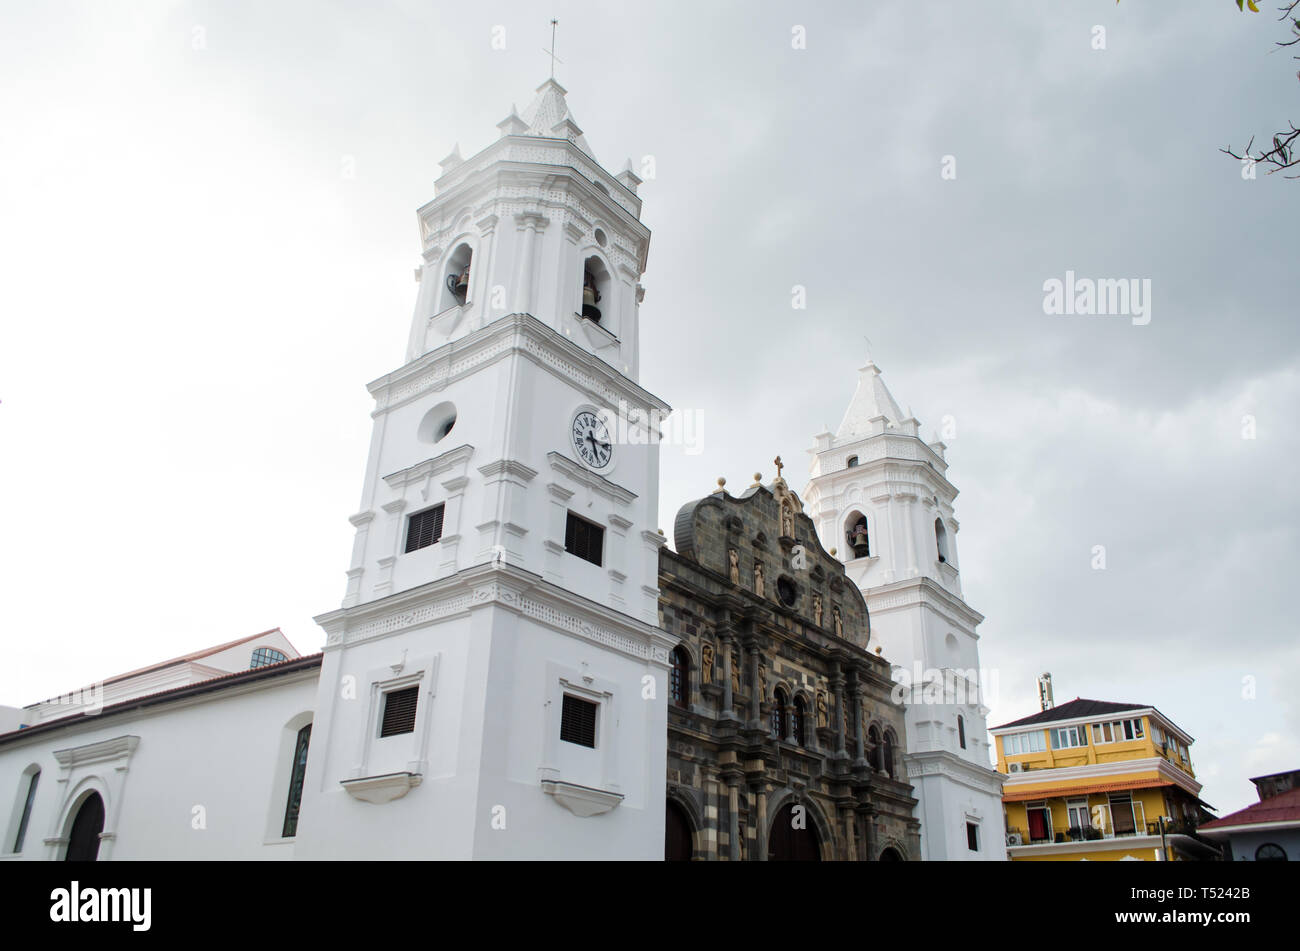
[833,606,843,638]
[816,691,829,729]
[813,593,823,627]
[754,561,764,598]
[701,643,715,684]
[729,548,739,584]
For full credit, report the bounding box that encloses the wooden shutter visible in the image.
[564,512,604,566]
[559,694,597,748]
[405,505,445,553]
[380,686,420,737]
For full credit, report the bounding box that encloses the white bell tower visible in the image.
[802,362,1006,861]
[294,79,676,859]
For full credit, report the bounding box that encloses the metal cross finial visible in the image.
[543,19,563,79]
[774,456,784,478]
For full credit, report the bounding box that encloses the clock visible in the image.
[571,410,613,470]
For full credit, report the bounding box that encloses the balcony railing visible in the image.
[1008,802,1149,845]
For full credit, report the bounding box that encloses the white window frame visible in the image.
[1090,717,1145,745]
[352,654,439,782]
[1050,725,1086,749]
[1004,729,1047,756]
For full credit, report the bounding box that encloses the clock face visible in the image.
[571,410,613,470]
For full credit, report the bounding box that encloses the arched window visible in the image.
[281,724,312,838]
[958,715,967,749]
[440,242,473,311]
[868,725,883,771]
[771,688,789,740]
[251,647,288,669]
[846,456,858,468]
[845,511,870,558]
[883,730,898,778]
[935,518,950,564]
[11,767,39,853]
[1255,843,1287,861]
[792,696,807,746]
[670,647,690,708]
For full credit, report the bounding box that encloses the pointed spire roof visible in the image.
[836,362,905,439]
[509,78,596,158]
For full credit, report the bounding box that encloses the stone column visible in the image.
[728,781,741,862]
[832,672,846,755]
[722,640,736,717]
[755,785,768,862]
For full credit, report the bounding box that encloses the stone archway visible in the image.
[665,798,694,861]
[65,791,105,862]
[768,801,822,861]
[879,846,904,862]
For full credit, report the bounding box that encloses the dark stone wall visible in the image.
[660,481,921,861]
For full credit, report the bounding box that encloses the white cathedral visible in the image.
[0,80,1002,861]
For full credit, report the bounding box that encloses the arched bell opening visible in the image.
[844,510,870,559]
[440,242,473,311]
[581,255,610,325]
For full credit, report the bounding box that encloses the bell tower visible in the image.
[405,79,650,380]
[294,79,676,859]
[802,362,1006,860]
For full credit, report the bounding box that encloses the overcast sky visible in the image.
[1,0,1295,817]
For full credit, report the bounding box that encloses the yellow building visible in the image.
[990,698,1219,861]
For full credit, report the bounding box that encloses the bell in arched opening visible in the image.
[581,268,602,322]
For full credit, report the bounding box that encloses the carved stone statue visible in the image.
[754,561,765,598]
[833,606,843,638]
[816,691,829,729]
[728,548,739,585]
[730,656,740,693]
[758,664,768,698]
[701,643,715,684]
[813,593,823,627]
[781,500,794,538]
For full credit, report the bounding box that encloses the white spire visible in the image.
[505,78,596,159]
[836,362,905,439]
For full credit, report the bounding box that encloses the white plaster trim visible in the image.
[341,772,423,804]
[541,780,624,817]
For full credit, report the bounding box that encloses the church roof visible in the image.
[512,78,596,159]
[0,653,323,747]
[836,362,905,439]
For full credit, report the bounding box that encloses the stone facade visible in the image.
[660,470,920,860]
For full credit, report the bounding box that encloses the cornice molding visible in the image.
[315,563,674,665]
[999,755,1202,797]
[547,452,637,505]
[863,576,985,629]
[53,735,140,769]
[369,313,670,419]
[383,445,475,490]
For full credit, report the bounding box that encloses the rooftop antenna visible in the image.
[543,19,563,79]
[1038,672,1055,712]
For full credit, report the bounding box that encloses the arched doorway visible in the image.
[879,846,904,862]
[65,792,105,861]
[665,799,694,861]
[768,802,821,861]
